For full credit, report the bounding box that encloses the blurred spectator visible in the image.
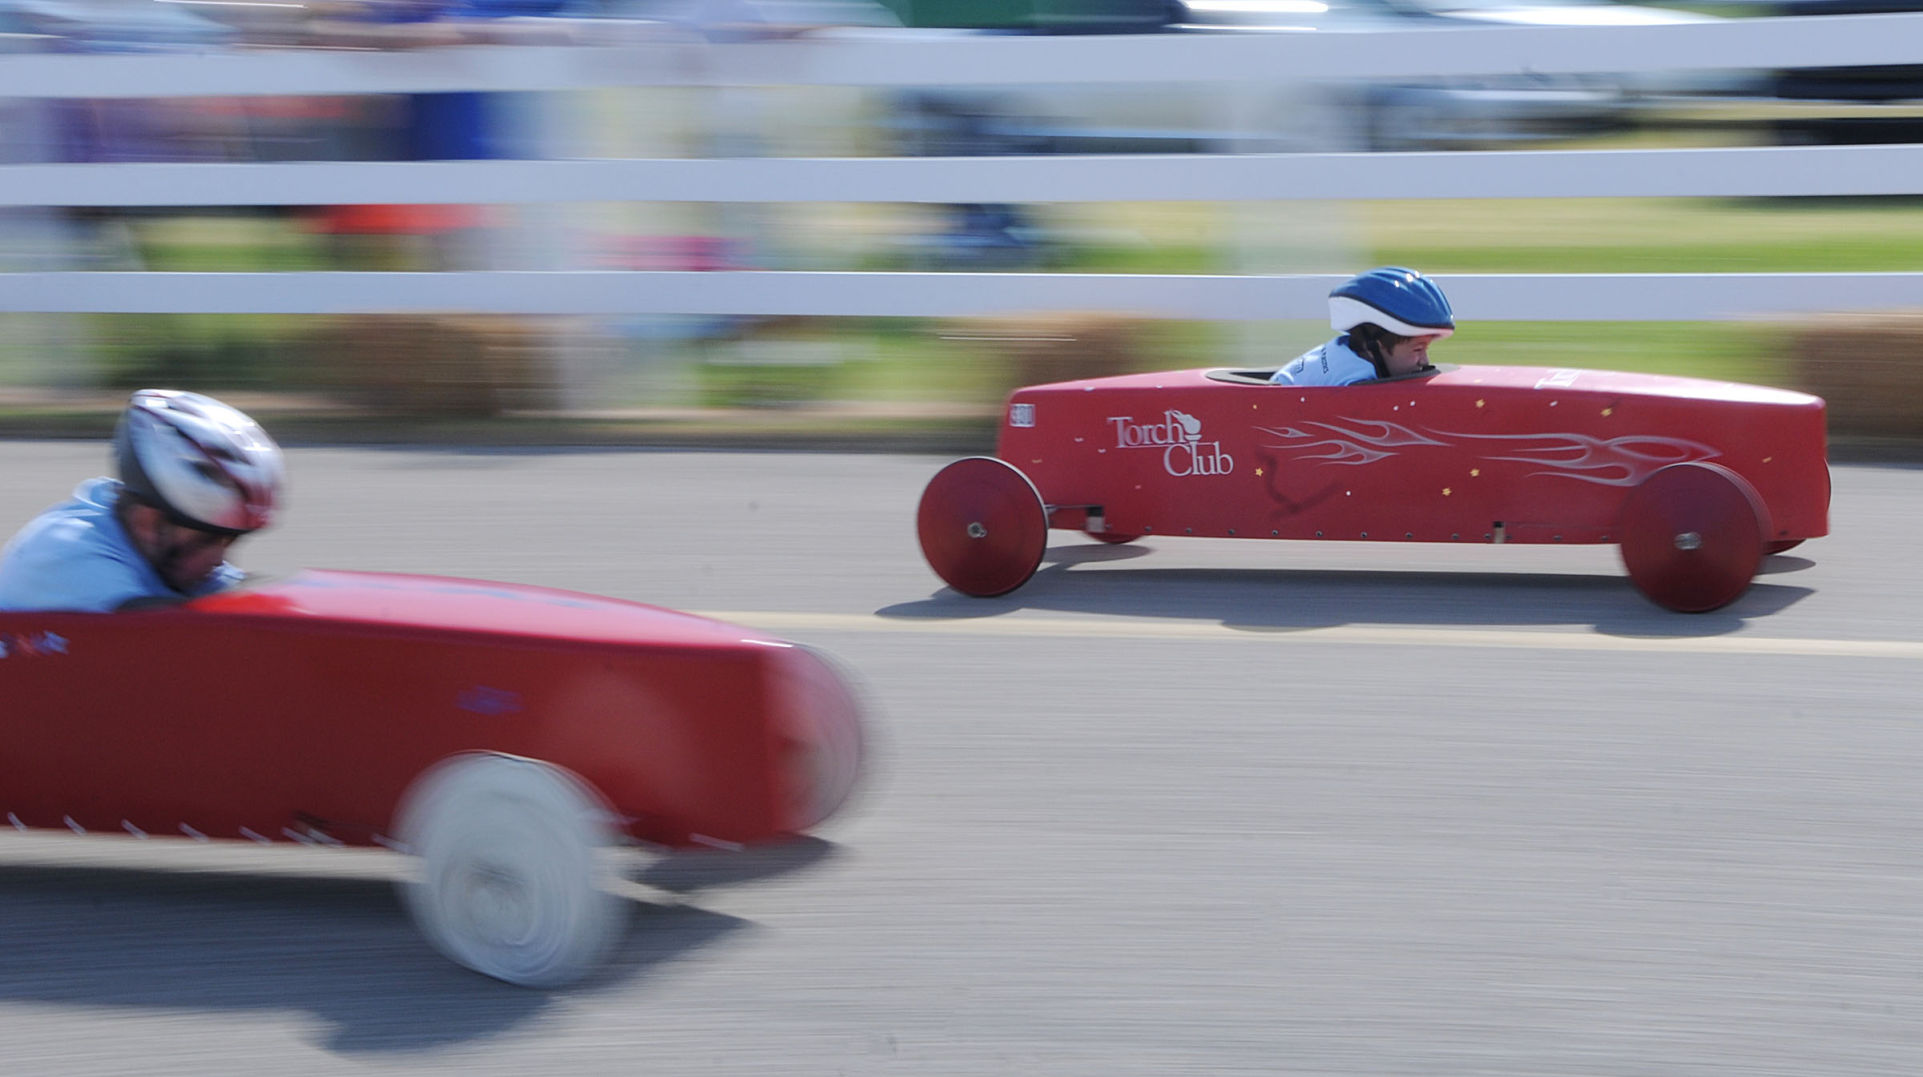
[293,1,568,270]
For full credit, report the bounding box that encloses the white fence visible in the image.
[2,13,1922,322]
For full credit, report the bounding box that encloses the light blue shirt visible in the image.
[1269,334,1378,387]
[0,477,242,612]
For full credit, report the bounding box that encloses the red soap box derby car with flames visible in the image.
[918,364,1829,612]
[0,569,864,986]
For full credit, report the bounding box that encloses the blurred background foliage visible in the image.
[19,192,1918,421]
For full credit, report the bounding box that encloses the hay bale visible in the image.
[946,314,1152,396]
[1789,314,1923,441]
[305,315,558,417]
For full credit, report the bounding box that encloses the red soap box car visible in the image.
[918,365,1830,612]
[0,569,864,986]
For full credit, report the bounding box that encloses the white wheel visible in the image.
[396,753,622,987]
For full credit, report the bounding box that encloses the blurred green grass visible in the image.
[1367,197,1923,273]
[1356,196,1923,389]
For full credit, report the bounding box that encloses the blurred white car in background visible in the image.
[885,0,1725,154]
[1756,0,1923,144]
[1171,0,1724,150]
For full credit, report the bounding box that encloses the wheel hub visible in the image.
[462,861,536,947]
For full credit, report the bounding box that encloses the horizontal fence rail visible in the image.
[6,145,1923,206]
[2,271,1919,320]
[1,14,1922,96]
[2,17,1921,322]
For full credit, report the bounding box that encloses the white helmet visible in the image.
[113,389,284,534]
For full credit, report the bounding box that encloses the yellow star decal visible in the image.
[1254,468,1264,476]
[1442,487,1452,496]
[1470,468,1480,477]
[1475,399,1485,408]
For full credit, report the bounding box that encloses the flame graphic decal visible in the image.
[1255,419,1448,466]
[1257,420,1718,486]
[1436,430,1719,486]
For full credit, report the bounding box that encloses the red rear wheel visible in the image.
[1089,531,1140,546]
[1618,462,1766,613]
[1765,539,1804,555]
[916,457,1048,597]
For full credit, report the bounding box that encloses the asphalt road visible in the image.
[1,444,1919,1077]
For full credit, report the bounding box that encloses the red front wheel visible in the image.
[916,457,1048,597]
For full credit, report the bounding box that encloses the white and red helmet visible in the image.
[112,390,284,534]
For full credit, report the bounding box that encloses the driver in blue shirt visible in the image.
[0,390,284,612]
[1272,267,1455,386]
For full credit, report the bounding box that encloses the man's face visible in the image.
[1385,334,1442,377]
[127,506,238,593]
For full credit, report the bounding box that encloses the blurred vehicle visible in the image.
[884,0,1722,154]
[1758,0,1923,144]
[872,0,1173,32]
[0,569,866,986]
[567,0,903,34]
[0,0,234,52]
[1170,0,1724,150]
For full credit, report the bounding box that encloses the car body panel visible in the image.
[997,365,1829,546]
[0,569,862,851]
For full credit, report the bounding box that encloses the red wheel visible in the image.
[1765,539,1804,555]
[1617,462,1767,613]
[916,457,1048,597]
[1090,531,1140,546]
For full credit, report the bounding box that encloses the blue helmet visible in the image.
[1328,267,1455,339]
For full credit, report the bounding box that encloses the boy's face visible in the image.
[1385,334,1441,376]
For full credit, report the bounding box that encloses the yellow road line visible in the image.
[694,610,1923,661]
